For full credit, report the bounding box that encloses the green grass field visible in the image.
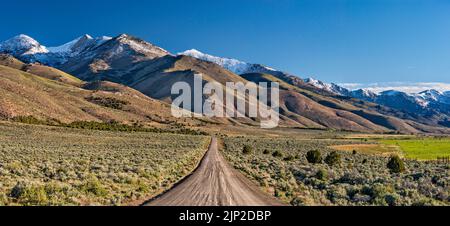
[381,138,450,160]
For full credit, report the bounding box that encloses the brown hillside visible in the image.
[0,64,199,127]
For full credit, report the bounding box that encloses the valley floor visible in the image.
[0,121,448,206]
[222,136,450,206]
[0,121,210,206]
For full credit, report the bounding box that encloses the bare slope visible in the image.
[0,63,198,126]
[0,54,83,86]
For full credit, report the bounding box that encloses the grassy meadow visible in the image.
[380,138,450,161]
[331,135,450,161]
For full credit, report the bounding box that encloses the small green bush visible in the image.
[263,149,270,155]
[85,96,129,110]
[387,156,406,173]
[81,176,108,196]
[283,155,295,161]
[272,151,283,158]
[325,151,341,166]
[12,116,47,125]
[243,145,253,155]
[10,182,48,206]
[306,150,322,164]
[315,169,328,180]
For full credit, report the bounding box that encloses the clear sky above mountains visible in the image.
[2,0,450,86]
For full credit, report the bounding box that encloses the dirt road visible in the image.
[146,137,284,206]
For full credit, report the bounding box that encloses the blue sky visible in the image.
[2,0,450,86]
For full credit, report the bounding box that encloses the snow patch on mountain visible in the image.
[48,35,92,53]
[304,78,331,90]
[48,35,112,56]
[413,89,450,106]
[303,78,353,96]
[0,34,117,66]
[179,49,281,76]
[116,34,170,57]
[417,89,442,101]
[179,49,252,74]
[351,89,377,100]
[0,34,49,56]
[339,82,450,94]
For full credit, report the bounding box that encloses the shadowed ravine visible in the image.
[145,137,285,206]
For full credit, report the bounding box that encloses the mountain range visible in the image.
[180,49,450,117]
[1,34,450,134]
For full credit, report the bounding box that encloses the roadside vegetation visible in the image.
[223,136,449,206]
[0,122,210,206]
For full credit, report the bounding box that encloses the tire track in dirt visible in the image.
[145,137,284,206]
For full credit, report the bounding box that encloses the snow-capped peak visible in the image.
[47,34,112,56]
[114,34,170,57]
[0,34,49,55]
[304,78,331,90]
[418,89,443,101]
[380,90,404,96]
[350,89,378,100]
[179,49,251,74]
[303,77,352,96]
[41,35,114,65]
[413,89,450,106]
[98,36,112,41]
[181,49,202,55]
[179,49,283,75]
[48,35,93,53]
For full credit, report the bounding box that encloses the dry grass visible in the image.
[344,134,415,139]
[0,64,201,127]
[330,144,401,157]
[0,122,210,206]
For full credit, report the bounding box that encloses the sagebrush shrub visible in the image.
[10,182,48,205]
[283,155,295,161]
[316,169,328,180]
[387,156,406,173]
[306,150,322,164]
[325,151,341,166]
[81,176,108,196]
[243,145,253,155]
[272,151,283,158]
